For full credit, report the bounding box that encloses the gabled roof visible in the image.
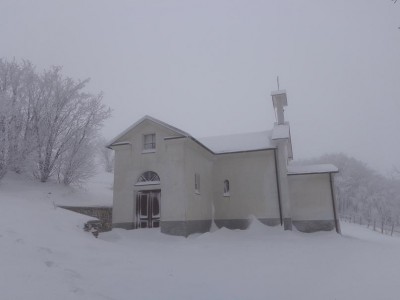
[107,115,191,148]
[108,115,277,154]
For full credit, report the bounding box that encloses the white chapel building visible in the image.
[107,90,340,236]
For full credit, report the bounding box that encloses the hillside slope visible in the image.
[1,172,400,300]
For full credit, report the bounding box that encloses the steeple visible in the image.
[271,90,288,125]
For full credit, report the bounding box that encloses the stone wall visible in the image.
[59,206,112,232]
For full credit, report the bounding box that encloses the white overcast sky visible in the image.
[1,0,399,173]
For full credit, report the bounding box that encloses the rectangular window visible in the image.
[143,134,156,151]
[195,173,200,194]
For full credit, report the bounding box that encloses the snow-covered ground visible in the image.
[1,172,400,300]
[0,171,114,207]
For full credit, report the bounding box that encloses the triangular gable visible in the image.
[107,115,191,148]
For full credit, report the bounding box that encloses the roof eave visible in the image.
[287,170,339,176]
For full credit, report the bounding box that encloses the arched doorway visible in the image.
[135,171,161,228]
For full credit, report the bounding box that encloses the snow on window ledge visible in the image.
[142,149,156,154]
[135,181,161,186]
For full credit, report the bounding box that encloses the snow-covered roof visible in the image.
[271,89,287,96]
[198,131,275,154]
[271,123,290,140]
[287,163,338,175]
[108,115,276,154]
[107,115,191,148]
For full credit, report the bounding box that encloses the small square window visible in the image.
[195,173,200,194]
[143,134,156,151]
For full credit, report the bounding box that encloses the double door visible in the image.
[135,190,160,228]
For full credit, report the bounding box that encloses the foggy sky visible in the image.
[1,0,399,173]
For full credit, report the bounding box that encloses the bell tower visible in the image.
[271,90,288,125]
[271,89,292,230]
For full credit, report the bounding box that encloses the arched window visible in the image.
[136,171,160,186]
[223,180,230,196]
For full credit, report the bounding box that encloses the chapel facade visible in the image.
[107,90,340,236]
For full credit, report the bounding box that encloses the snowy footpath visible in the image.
[1,172,400,300]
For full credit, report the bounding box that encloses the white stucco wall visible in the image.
[112,144,134,224]
[288,173,334,221]
[182,139,214,221]
[111,120,187,225]
[162,138,187,221]
[112,123,282,226]
[213,150,280,220]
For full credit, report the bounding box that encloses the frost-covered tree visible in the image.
[30,67,111,183]
[56,96,110,185]
[0,59,42,177]
[98,137,114,173]
[0,96,9,179]
[0,58,111,184]
[0,59,24,178]
[57,137,97,186]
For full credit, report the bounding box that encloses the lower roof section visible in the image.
[287,163,338,175]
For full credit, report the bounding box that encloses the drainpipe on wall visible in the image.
[273,148,283,226]
[329,173,341,234]
[276,140,292,230]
